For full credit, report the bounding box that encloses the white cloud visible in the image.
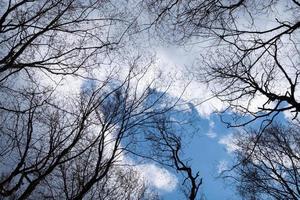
[137,164,178,192]
[156,47,228,118]
[283,109,300,121]
[209,121,215,128]
[206,120,217,138]
[206,131,217,138]
[218,134,239,153]
[217,160,229,174]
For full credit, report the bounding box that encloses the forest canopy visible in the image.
[0,0,299,199]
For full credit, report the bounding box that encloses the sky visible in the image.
[39,20,296,200]
[137,40,293,199]
[156,107,290,200]
[1,1,298,199]
[119,44,241,199]
[160,112,240,200]
[52,30,242,199]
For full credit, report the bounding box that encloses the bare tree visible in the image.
[95,166,159,200]
[54,165,159,200]
[0,0,140,132]
[0,1,175,199]
[135,114,202,200]
[144,2,300,199]
[0,0,137,78]
[0,58,174,199]
[222,122,300,200]
[144,0,300,127]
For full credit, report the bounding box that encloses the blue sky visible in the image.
[156,100,289,200]
[160,109,240,200]
[117,38,295,199]
[1,1,298,199]
[79,64,242,199]
[132,45,241,199]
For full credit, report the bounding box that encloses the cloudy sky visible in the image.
[133,30,295,198]
[142,46,239,199]
[1,1,298,199]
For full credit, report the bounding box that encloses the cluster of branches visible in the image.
[0,60,168,199]
[5,0,300,199]
[145,0,300,127]
[0,0,136,79]
[226,122,300,200]
[144,0,300,199]
[143,116,202,200]
[0,0,203,199]
[0,1,153,199]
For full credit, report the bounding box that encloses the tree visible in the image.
[131,111,203,200]
[0,0,136,78]
[0,57,174,199]
[0,1,178,199]
[152,117,202,200]
[144,1,300,199]
[145,0,300,127]
[54,165,159,200]
[224,122,300,200]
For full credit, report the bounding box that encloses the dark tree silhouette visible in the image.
[145,0,300,127]
[223,123,300,200]
[144,2,300,199]
[0,1,178,199]
[139,115,202,200]
[0,59,173,199]
[0,0,136,78]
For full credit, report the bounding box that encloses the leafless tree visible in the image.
[144,2,300,199]
[96,166,160,200]
[144,0,300,127]
[53,165,159,200]
[0,1,175,199]
[0,58,174,199]
[138,115,202,200]
[0,0,138,78]
[222,122,300,200]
